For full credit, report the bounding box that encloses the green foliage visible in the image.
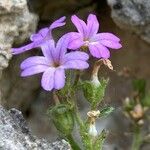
[94,130,107,150]
[82,78,109,108]
[132,79,146,99]
[47,104,74,135]
[99,106,114,118]
[142,92,150,107]
[132,79,150,108]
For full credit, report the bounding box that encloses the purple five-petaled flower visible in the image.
[12,16,66,55]
[68,14,122,58]
[20,35,89,91]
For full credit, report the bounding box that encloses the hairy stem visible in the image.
[131,125,142,150]
[73,70,81,87]
[53,90,60,105]
[67,134,81,150]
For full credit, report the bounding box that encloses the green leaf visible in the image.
[132,79,146,99]
[99,106,114,118]
[94,130,107,150]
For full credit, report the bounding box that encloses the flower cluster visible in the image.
[12,14,122,91]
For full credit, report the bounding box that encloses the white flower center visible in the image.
[84,40,90,46]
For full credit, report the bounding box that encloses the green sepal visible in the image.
[82,78,109,108]
[47,104,74,135]
[94,129,107,150]
[99,106,114,118]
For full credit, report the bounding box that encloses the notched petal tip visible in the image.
[88,13,97,19]
[71,15,78,20]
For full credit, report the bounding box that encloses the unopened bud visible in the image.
[124,97,132,110]
[124,97,130,106]
[89,123,98,137]
[137,119,144,126]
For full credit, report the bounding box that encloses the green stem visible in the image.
[131,125,142,150]
[67,134,81,150]
[73,70,81,87]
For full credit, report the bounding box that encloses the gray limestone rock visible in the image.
[107,0,150,43]
[0,105,71,150]
[0,0,38,107]
[0,0,38,71]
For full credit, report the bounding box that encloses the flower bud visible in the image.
[89,123,98,137]
[48,104,74,135]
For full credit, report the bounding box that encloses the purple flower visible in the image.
[20,35,89,91]
[68,14,122,58]
[12,16,66,55]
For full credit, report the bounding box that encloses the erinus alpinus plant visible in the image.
[12,14,122,150]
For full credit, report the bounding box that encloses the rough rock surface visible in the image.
[107,0,150,43]
[0,105,71,150]
[0,0,38,107]
[0,0,38,71]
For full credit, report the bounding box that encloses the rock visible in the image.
[0,105,71,150]
[0,0,38,71]
[0,0,38,107]
[107,0,150,43]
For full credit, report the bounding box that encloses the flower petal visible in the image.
[21,65,49,77]
[89,43,110,58]
[54,68,65,90]
[12,41,41,55]
[39,28,49,37]
[63,60,89,69]
[41,40,55,61]
[93,33,120,42]
[100,40,122,49]
[20,56,49,70]
[30,27,49,42]
[64,51,89,63]
[67,32,84,50]
[71,15,87,36]
[87,14,99,37]
[41,67,55,91]
[54,34,69,62]
[49,16,66,30]
[30,33,43,42]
